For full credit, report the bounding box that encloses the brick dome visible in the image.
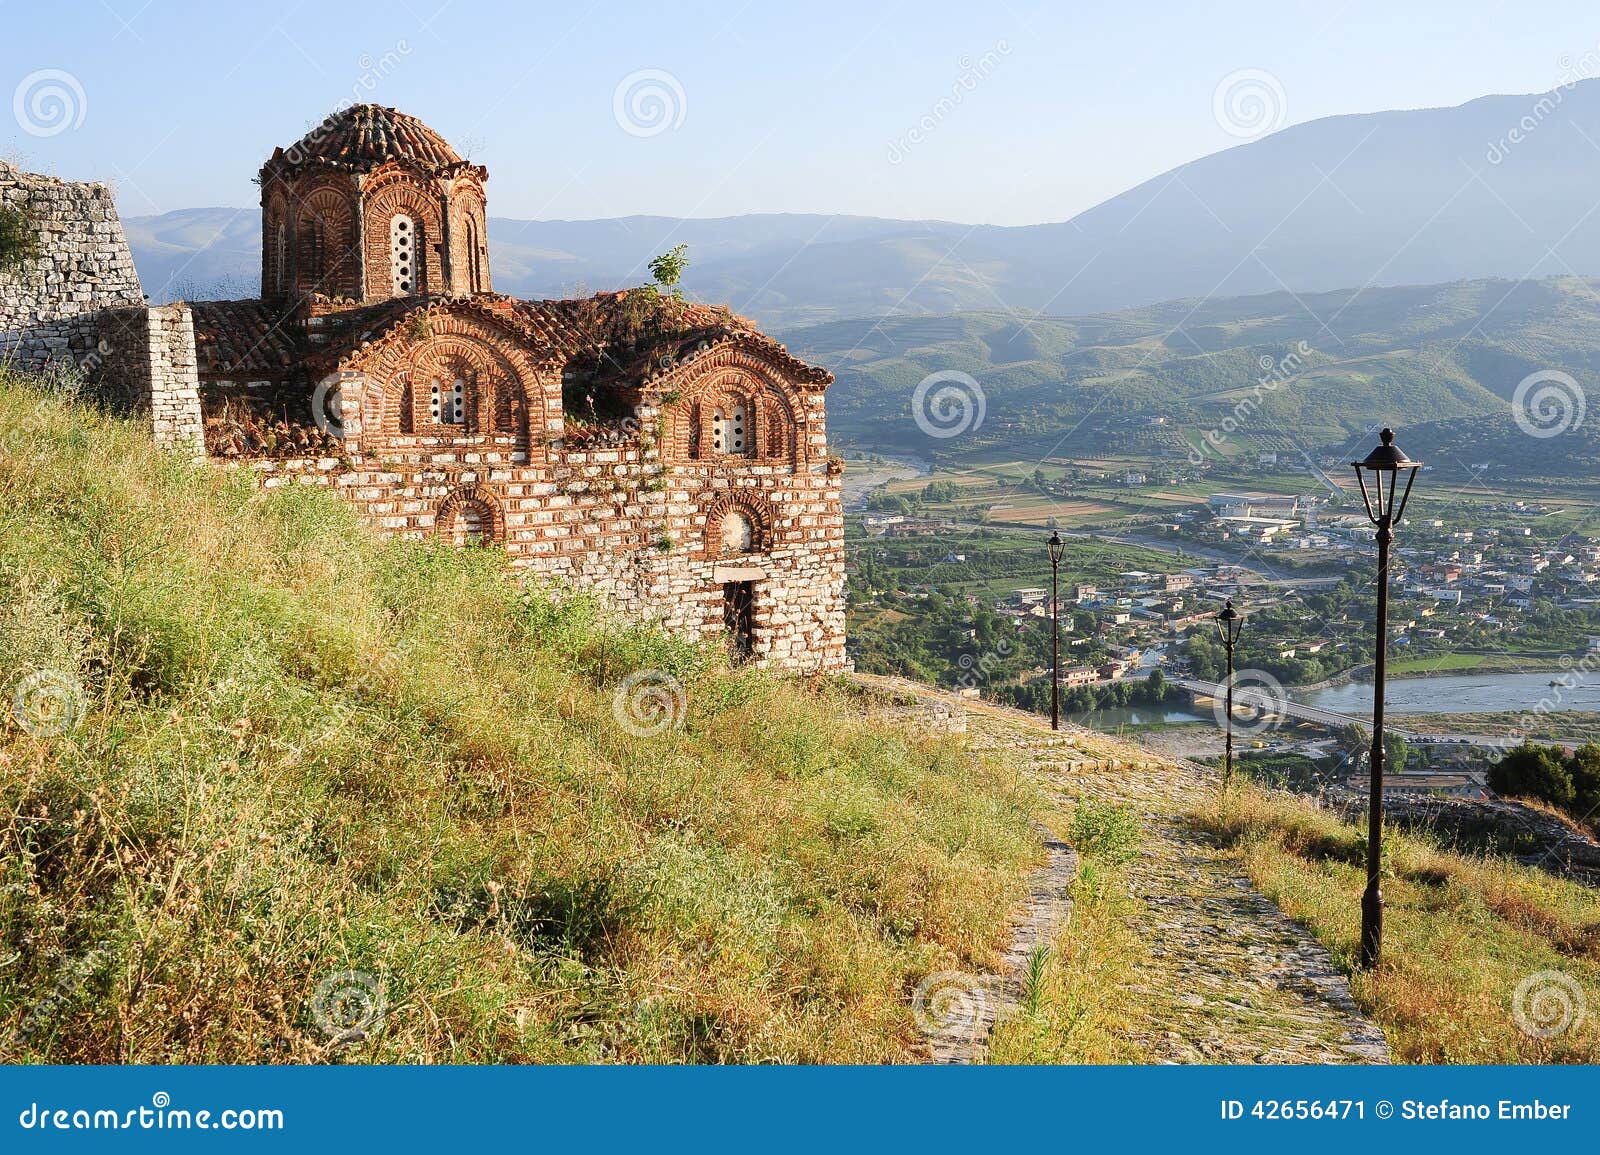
[270,105,466,175]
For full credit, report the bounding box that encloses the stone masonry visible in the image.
[1,162,203,454]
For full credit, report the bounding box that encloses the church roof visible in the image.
[191,299,304,378]
[265,105,470,177]
[193,291,832,457]
[310,292,834,390]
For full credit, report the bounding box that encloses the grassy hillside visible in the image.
[795,276,1600,462]
[0,372,1042,1063]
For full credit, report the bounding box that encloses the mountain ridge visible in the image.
[121,80,1600,328]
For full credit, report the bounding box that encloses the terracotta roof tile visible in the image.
[266,105,468,177]
[191,299,304,378]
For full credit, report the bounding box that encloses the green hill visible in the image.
[792,277,1600,463]
[0,372,1041,1063]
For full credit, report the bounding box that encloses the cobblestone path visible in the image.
[859,675,1389,1064]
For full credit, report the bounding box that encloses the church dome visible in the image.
[270,104,466,175]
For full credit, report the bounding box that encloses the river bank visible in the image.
[840,453,931,510]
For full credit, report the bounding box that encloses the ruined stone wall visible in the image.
[0,163,206,454]
[245,449,849,672]
[81,304,205,453]
[146,304,204,452]
[0,162,144,372]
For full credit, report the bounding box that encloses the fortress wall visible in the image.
[0,162,144,369]
[1,164,203,453]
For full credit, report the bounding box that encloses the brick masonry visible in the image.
[1,107,849,674]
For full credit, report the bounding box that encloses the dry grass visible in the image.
[985,854,1151,1063]
[0,374,1044,1063]
[1192,785,1600,1062]
[987,800,1152,1063]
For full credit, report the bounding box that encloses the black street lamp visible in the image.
[1215,599,1244,784]
[1351,427,1422,971]
[1048,530,1065,731]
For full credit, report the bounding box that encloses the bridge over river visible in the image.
[1167,677,1423,740]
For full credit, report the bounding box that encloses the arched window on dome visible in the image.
[300,216,328,289]
[464,217,483,294]
[272,220,288,295]
[390,215,417,295]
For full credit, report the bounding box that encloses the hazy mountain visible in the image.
[125,81,1600,327]
[786,277,1600,462]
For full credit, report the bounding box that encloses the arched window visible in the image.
[300,216,327,287]
[390,215,417,295]
[430,376,465,426]
[437,490,501,548]
[704,495,771,557]
[264,207,288,295]
[712,402,748,455]
[720,509,755,555]
[464,217,483,294]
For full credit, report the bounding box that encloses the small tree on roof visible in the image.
[647,243,689,299]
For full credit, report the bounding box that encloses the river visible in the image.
[1296,670,1600,718]
[840,454,931,511]
[1072,669,1593,732]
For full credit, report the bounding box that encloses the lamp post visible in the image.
[1216,599,1243,785]
[1351,427,1422,971]
[1048,530,1065,731]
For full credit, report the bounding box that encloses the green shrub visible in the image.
[0,204,40,274]
[1489,743,1575,808]
[1068,799,1140,864]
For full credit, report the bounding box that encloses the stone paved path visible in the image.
[858,675,1389,1065]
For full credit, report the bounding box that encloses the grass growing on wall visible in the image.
[0,371,1044,1063]
[0,204,41,275]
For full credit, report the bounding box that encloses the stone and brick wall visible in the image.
[0,161,144,372]
[244,442,849,672]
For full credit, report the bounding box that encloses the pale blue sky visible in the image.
[5,0,1600,223]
